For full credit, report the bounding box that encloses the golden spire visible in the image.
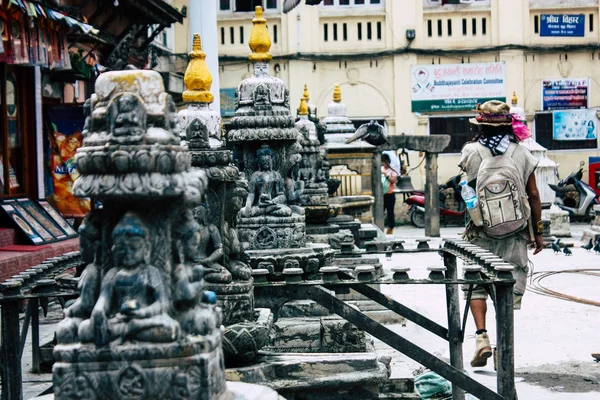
[333,85,342,103]
[299,96,309,116]
[249,6,272,62]
[511,91,518,105]
[303,84,310,101]
[183,33,213,103]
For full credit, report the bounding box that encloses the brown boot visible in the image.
[471,333,493,367]
[386,228,394,235]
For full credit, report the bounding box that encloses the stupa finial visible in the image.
[299,96,309,116]
[303,84,310,101]
[333,85,342,103]
[511,91,518,106]
[182,33,213,103]
[249,6,272,62]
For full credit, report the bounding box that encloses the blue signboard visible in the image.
[540,14,585,37]
[220,88,237,117]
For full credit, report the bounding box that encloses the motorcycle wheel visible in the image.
[410,209,425,228]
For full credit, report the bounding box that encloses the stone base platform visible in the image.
[52,331,227,400]
[32,382,283,400]
[226,352,390,400]
[223,308,273,366]
[205,281,255,325]
[247,244,335,280]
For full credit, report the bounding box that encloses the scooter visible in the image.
[405,174,466,228]
[548,161,599,220]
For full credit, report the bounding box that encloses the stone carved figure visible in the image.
[79,212,180,346]
[298,154,315,183]
[194,204,232,284]
[172,209,221,335]
[56,211,103,343]
[110,93,147,138]
[186,118,210,149]
[222,181,252,281]
[241,145,292,218]
[253,84,271,110]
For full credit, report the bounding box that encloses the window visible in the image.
[230,26,235,44]
[590,14,594,32]
[324,23,329,41]
[273,24,278,43]
[430,116,475,153]
[377,21,382,40]
[462,18,467,35]
[333,23,338,40]
[220,0,278,12]
[323,0,383,6]
[437,19,442,36]
[367,22,372,39]
[239,26,244,44]
[221,27,225,45]
[428,20,433,37]
[343,23,348,40]
[534,15,539,34]
[482,17,486,35]
[358,22,363,39]
[535,113,598,151]
[472,18,476,35]
[447,19,452,36]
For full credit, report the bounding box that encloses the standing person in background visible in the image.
[381,153,399,235]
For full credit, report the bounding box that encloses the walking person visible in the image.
[458,100,544,368]
[381,152,399,235]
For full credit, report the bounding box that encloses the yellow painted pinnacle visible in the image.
[299,96,309,116]
[511,91,518,105]
[333,85,342,103]
[183,33,214,103]
[249,6,272,62]
[303,84,310,101]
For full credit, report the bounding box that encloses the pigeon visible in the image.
[594,241,600,254]
[583,239,594,251]
[283,0,323,13]
[551,241,561,254]
[385,245,393,260]
[563,246,572,256]
[345,120,389,146]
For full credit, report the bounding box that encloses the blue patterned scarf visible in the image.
[478,134,513,156]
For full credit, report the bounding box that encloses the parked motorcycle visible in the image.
[405,174,466,228]
[549,161,599,220]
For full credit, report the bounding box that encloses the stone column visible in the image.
[189,0,220,114]
[424,153,440,237]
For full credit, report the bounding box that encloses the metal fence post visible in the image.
[444,252,465,400]
[495,273,516,400]
[1,299,23,400]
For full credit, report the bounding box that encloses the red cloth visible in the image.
[0,244,51,252]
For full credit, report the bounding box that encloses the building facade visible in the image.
[208,0,600,191]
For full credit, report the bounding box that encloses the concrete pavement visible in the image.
[376,222,600,399]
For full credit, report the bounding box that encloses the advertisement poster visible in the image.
[542,78,588,110]
[553,110,597,141]
[540,14,585,37]
[410,62,506,112]
[45,107,90,217]
[220,88,237,117]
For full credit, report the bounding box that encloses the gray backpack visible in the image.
[476,143,530,239]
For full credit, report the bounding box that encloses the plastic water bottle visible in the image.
[460,180,483,226]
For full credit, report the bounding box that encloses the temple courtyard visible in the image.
[18,223,600,400]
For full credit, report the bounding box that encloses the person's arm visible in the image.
[526,172,543,255]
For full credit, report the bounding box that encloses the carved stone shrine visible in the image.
[227,7,334,280]
[52,67,279,399]
[178,33,272,366]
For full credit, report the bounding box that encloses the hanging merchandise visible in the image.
[9,9,29,64]
[0,8,12,63]
[45,107,91,217]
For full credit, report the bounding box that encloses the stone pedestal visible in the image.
[581,204,600,244]
[238,215,306,250]
[247,243,334,281]
[542,205,571,237]
[53,332,227,400]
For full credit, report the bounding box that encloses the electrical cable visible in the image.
[527,268,600,307]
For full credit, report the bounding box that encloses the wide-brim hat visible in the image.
[469,100,513,126]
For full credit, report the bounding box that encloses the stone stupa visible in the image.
[227,6,334,280]
[49,67,279,400]
[177,33,273,366]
